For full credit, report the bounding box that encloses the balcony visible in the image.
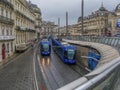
[34,9,41,14]
[36,17,41,21]
[29,29,36,33]
[0,15,14,25]
[15,10,34,23]
[35,25,41,28]
[0,0,14,10]
[16,26,27,31]
[15,26,36,33]
[0,35,15,41]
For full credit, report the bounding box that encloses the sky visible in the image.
[29,0,120,26]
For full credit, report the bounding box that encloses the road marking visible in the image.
[33,47,39,90]
[37,53,52,90]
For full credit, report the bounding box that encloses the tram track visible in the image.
[69,63,89,76]
[36,45,89,90]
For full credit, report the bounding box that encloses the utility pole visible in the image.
[66,12,68,36]
[81,0,84,35]
[58,17,60,37]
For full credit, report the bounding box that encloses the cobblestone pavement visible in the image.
[0,48,35,90]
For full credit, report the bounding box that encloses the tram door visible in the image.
[2,44,5,60]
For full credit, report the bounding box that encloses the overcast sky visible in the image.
[29,0,120,26]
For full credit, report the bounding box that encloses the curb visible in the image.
[0,53,19,68]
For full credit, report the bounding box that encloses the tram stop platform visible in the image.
[63,39,120,77]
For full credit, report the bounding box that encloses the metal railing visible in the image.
[62,36,120,90]
[75,57,120,90]
[0,15,14,25]
[65,36,120,53]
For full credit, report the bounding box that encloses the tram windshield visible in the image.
[67,49,75,60]
[43,44,49,51]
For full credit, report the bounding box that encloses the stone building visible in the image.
[0,0,15,61]
[78,3,110,36]
[108,3,120,35]
[42,21,57,36]
[14,0,36,49]
[76,3,120,36]
[0,0,42,62]
[29,2,42,40]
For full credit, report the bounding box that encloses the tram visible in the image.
[52,38,76,64]
[40,39,51,56]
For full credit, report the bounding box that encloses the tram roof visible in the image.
[61,42,70,46]
[42,39,48,41]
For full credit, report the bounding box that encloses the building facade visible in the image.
[108,3,120,35]
[14,0,36,49]
[0,0,15,61]
[78,3,110,36]
[29,2,42,40]
[76,3,120,36]
[0,0,42,62]
[42,21,57,37]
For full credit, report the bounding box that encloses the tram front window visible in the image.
[43,44,49,51]
[67,49,75,60]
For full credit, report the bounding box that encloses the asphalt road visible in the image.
[36,46,89,90]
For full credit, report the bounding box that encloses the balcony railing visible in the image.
[15,10,34,23]
[36,17,41,21]
[16,26,27,31]
[35,25,41,28]
[0,15,14,25]
[0,0,14,10]
[0,35,15,41]
[34,9,41,14]
[16,26,36,33]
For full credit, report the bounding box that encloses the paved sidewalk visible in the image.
[63,39,120,67]
[0,53,19,69]
[0,47,35,90]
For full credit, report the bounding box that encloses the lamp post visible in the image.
[58,17,60,37]
[81,0,84,35]
[66,12,68,36]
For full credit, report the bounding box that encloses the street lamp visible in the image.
[66,12,68,36]
[58,17,60,37]
[81,0,84,35]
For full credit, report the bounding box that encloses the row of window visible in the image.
[15,1,35,21]
[0,25,13,36]
[0,6,13,19]
[16,17,34,29]
[16,32,35,44]
[6,42,13,53]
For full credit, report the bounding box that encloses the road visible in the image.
[0,45,89,90]
[36,46,89,90]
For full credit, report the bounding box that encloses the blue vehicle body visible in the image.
[40,40,51,56]
[88,51,101,70]
[52,38,76,64]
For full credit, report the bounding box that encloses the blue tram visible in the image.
[40,39,51,56]
[52,38,76,64]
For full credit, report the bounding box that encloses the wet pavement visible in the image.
[0,45,89,90]
[36,47,89,90]
[0,48,35,90]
